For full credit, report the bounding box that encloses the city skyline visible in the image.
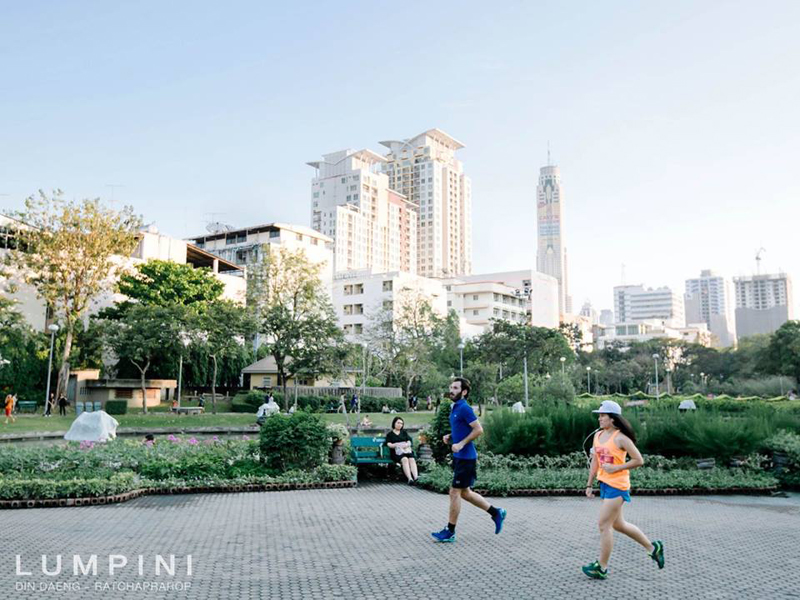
[1,1,798,316]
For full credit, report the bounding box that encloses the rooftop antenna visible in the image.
[547,141,551,166]
[755,247,766,275]
[105,184,125,205]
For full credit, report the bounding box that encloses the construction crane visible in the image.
[755,247,766,275]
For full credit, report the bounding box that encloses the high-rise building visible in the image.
[536,164,571,315]
[580,301,599,324]
[308,149,417,275]
[613,285,685,328]
[733,273,794,338]
[380,129,472,278]
[684,270,737,347]
[599,309,615,325]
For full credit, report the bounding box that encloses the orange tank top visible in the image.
[594,430,630,491]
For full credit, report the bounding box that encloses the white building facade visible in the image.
[307,149,417,275]
[733,273,794,339]
[380,129,472,278]
[536,164,571,316]
[684,269,737,347]
[613,285,685,329]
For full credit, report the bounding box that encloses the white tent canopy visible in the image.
[64,411,120,443]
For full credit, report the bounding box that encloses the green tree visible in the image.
[104,259,224,317]
[197,301,256,414]
[103,304,186,413]
[255,248,345,409]
[0,295,47,402]
[5,191,141,399]
[475,320,574,379]
[764,321,800,384]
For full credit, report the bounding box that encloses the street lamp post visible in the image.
[361,342,369,410]
[652,354,660,400]
[560,356,566,378]
[44,324,59,412]
[458,342,465,377]
[177,334,192,408]
[523,354,529,407]
[586,366,592,394]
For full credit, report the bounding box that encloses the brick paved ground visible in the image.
[2,485,799,600]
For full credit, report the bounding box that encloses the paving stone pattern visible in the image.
[2,485,799,599]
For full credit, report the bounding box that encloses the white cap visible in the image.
[592,400,622,415]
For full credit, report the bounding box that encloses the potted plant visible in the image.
[327,423,350,465]
[416,427,433,463]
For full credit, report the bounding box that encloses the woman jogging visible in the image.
[582,400,664,580]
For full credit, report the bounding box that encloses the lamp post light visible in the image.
[652,353,660,400]
[523,354,530,407]
[586,366,592,395]
[700,372,705,390]
[177,333,192,408]
[44,323,59,411]
[457,342,465,377]
[560,356,566,378]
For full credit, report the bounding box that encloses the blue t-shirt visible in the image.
[449,399,478,460]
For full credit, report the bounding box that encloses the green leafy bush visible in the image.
[104,400,128,415]
[259,411,331,473]
[764,430,800,488]
[428,400,452,463]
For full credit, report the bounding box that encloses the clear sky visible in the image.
[2,0,798,315]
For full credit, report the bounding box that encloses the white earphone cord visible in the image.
[582,428,602,467]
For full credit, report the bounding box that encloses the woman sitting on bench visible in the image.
[385,417,419,485]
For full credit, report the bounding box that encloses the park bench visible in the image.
[172,406,204,415]
[16,401,37,413]
[350,436,392,465]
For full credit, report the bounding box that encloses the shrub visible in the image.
[259,411,331,473]
[104,400,128,415]
[763,430,800,489]
[428,400,452,463]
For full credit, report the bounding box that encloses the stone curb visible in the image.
[0,480,357,510]
[426,485,779,497]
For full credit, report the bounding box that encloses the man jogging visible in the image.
[431,377,506,543]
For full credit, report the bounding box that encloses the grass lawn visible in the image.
[2,407,436,435]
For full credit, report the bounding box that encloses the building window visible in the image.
[473,310,479,316]
[382,280,393,292]
[472,295,479,300]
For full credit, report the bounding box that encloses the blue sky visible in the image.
[2,0,798,315]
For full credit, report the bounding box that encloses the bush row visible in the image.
[417,464,779,496]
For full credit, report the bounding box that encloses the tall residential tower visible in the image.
[536,163,571,315]
[380,129,472,278]
[684,269,737,347]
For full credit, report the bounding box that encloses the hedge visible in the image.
[104,400,128,415]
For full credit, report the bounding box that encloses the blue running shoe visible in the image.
[431,527,456,543]
[492,508,507,534]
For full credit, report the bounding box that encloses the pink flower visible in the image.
[144,440,154,448]
[242,435,250,441]
[79,440,95,450]
[188,437,199,445]
[167,435,179,443]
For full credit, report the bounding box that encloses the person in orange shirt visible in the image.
[582,400,664,580]
[4,394,16,425]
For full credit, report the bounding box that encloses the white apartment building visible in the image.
[684,269,737,347]
[595,319,710,350]
[733,273,794,338]
[451,269,560,329]
[445,280,529,331]
[332,270,448,339]
[613,285,685,328]
[307,149,417,275]
[599,309,615,325]
[188,222,333,285]
[536,164,571,315]
[1,216,245,331]
[380,129,472,278]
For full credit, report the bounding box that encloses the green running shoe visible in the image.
[650,540,665,569]
[582,561,608,580]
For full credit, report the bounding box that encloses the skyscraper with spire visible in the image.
[536,154,571,316]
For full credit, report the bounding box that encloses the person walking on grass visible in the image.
[4,394,15,425]
[431,377,506,543]
[582,400,665,580]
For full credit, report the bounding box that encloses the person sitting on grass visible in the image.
[359,414,373,428]
[385,416,418,485]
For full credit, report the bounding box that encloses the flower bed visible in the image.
[417,451,779,496]
[0,436,357,508]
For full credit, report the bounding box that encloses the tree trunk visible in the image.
[280,370,288,412]
[54,325,74,401]
[140,366,149,414]
[211,355,218,415]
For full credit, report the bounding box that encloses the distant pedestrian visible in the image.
[350,394,359,413]
[4,394,15,424]
[58,393,68,416]
[426,396,432,411]
[44,393,54,417]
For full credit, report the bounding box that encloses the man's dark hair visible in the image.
[453,377,471,399]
